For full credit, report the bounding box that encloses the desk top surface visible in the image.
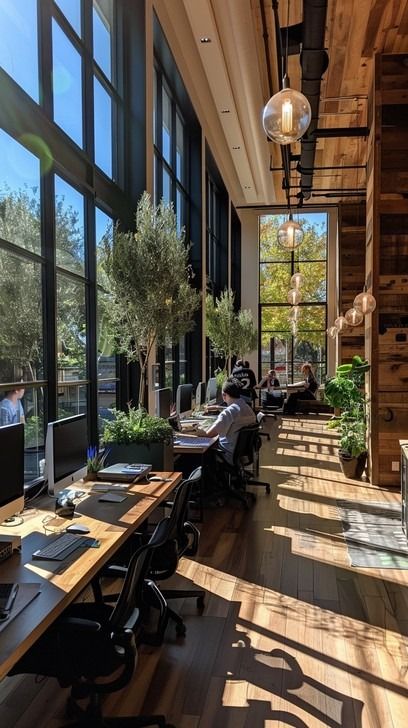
[0,471,182,681]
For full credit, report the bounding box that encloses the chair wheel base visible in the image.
[176,623,186,637]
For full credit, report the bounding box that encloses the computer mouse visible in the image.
[149,475,164,482]
[66,523,90,534]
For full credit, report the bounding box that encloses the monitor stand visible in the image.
[1,515,24,528]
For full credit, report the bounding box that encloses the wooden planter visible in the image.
[105,441,174,472]
[339,450,367,480]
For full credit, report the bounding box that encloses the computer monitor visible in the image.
[195,381,206,408]
[0,423,25,525]
[45,414,88,495]
[155,387,172,419]
[176,383,194,418]
[206,377,217,403]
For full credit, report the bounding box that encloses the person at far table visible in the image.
[195,379,256,464]
[256,369,281,408]
[231,359,257,406]
[0,385,25,425]
[283,363,318,415]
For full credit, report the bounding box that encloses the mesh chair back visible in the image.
[232,425,261,468]
[109,518,169,630]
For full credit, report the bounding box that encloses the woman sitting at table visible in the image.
[283,363,318,415]
[256,370,281,407]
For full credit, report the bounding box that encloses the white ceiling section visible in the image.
[182,0,273,206]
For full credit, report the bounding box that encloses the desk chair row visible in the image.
[9,469,205,728]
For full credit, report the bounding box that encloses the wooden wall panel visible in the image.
[338,203,366,364]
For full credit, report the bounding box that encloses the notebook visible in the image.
[96,463,152,483]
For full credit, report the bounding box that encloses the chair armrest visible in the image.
[183,520,200,556]
[58,617,102,633]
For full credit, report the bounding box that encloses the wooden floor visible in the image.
[2,414,408,727]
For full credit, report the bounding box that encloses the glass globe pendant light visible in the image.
[289,305,300,321]
[326,325,338,339]
[334,314,348,333]
[277,212,304,250]
[290,271,304,289]
[262,74,312,145]
[345,307,364,326]
[287,288,301,306]
[353,289,376,315]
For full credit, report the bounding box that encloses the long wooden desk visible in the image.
[0,471,182,681]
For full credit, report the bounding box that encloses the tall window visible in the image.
[153,62,191,394]
[0,0,123,483]
[259,212,328,385]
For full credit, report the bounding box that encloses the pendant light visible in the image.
[345,307,364,326]
[326,325,338,339]
[334,314,348,333]
[287,288,301,305]
[262,2,311,145]
[353,288,376,315]
[289,305,300,321]
[277,211,304,250]
[290,271,304,289]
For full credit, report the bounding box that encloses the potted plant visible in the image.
[101,406,174,471]
[325,357,369,479]
[85,445,110,481]
[100,192,200,407]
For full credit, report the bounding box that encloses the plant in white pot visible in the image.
[102,406,174,471]
[101,192,201,407]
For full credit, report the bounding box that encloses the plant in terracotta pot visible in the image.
[101,406,174,471]
[325,357,369,479]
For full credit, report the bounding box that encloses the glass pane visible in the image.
[55,175,85,274]
[95,205,113,272]
[95,207,116,428]
[0,249,44,382]
[57,383,87,418]
[93,0,112,80]
[23,385,45,483]
[0,130,41,254]
[294,212,327,262]
[260,263,291,304]
[52,19,83,147]
[162,86,171,164]
[94,76,113,177]
[261,306,291,334]
[54,0,81,36]
[57,273,87,384]
[296,305,326,332]
[162,168,171,203]
[0,0,39,101]
[176,113,184,182]
[176,187,183,235]
[297,261,327,301]
[164,343,173,391]
[259,214,291,262]
[179,336,186,385]
[260,333,291,385]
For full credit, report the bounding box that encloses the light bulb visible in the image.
[287,288,301,306]
[345,307,364,326]
[327,326,338,339]
[334,314,348,333]
[353,290,376,315]
[262,78,312,145]
[290,272,304,289]
[289,305,300,321]
[277,219,304,250]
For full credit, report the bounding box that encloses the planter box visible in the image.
[105,441,174,472]
[339,450,367,479]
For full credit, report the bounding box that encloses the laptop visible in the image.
[96,463,152,483]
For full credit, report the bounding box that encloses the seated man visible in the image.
[231,359,257,406]
[195,379,256,464]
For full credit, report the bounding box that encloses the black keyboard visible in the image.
[32,533,92,561]
[0,583,18,612]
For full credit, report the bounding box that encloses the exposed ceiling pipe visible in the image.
[299,0,329,200]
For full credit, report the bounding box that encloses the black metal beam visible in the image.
[311,127,369,138]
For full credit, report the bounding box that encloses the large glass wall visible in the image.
[259,212,328,385]
[0,0,124,484]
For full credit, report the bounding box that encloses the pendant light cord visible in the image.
[285,0,290,77]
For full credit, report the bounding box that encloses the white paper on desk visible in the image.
[0,583,41,632]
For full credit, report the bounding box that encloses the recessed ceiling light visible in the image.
[200,37,211,43]
[244,185,252,189]
[232,146,241,150]
[221,109,230,114]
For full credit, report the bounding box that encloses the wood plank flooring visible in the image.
[2,413,408,727]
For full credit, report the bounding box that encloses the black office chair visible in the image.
[94,468,205,642]
[216,424,271,508]
[9,519,175,728]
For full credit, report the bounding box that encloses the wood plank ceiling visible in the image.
[182,0,408,208]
